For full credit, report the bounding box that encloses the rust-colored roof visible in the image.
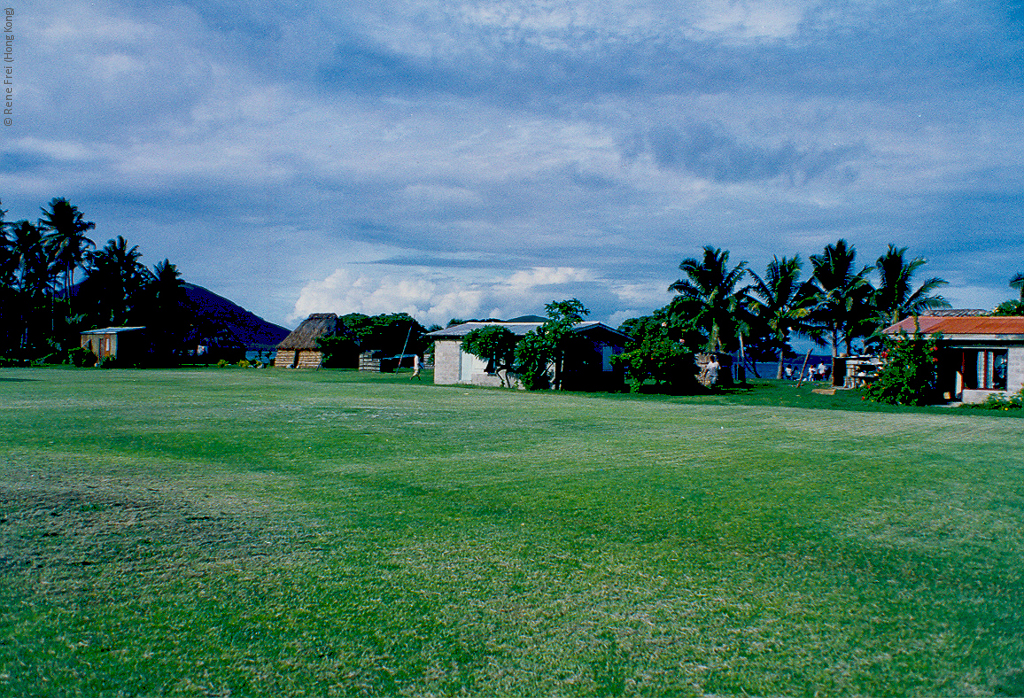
[884,316,1024,336]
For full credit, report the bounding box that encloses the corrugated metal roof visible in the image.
[426,322,543,338]
[426,320,631,340]
[884,316,1024,336]
[80,326,146,334]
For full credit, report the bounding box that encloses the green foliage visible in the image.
[513,330,551,390]
[865,325,942,406]
[612,332,696,393]
[339,312,428,357]
[315,333,360,368]
[216,359,230,368]
[513,299,591,390]
[669,246,748,352]
[67,345,98,367]
[809,239,876,355]
[993,299,1024,316]
[462,326,518,387]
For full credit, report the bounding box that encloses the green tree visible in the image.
[1011,272,1024,301]
[865,322,942,406]
[668,246,748,353]
[515,299,590,390]
[872,245,949,328]
[809,239,874,356]
[993,273,1024,315]
[463,325,519,387]
[38,198,95,311]
[81,236,152,327]
[0,202,17,354]
[144,259,188,364]
[7,220,56,354]
[746,255,822,379]
[315,333,360,367]
[611,317,697,393]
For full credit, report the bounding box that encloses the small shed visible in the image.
[275,313,340,368]
[80,326,147,363]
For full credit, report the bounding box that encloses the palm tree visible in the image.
[809,239,874,356]
[1010,272,1024,301]
[669,246,748,353]
[39,198,95,308]
[147,259,187,363]
[747,255,822,379]
[82,236,152,326]
[7,220,57,351]
[872,245,950,327]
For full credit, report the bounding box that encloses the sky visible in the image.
[2,0,1022,330]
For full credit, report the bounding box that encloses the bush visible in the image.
[865,324,941,406]
[216,359,230,368]
[612,335,697,394]
[236,359,251,368]
[68,346,98,368]
[963,389,1024,411]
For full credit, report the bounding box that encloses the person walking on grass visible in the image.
[410,354,422,380]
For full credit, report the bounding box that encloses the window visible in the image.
[962,350,1008,390]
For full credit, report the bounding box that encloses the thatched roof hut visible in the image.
[276,313,340,368]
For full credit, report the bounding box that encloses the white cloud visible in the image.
[290,269,486,325]
[291,265,608,326]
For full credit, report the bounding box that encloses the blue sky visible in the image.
[3,0,1022,329]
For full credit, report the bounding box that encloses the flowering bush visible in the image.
[865,326,942,406]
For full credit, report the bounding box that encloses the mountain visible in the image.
[182,283,290,350]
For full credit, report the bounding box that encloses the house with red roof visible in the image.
[883,315,1024,403]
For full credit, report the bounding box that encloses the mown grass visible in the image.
[2,367,1023,697]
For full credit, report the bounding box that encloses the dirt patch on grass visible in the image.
[0,467,328,591]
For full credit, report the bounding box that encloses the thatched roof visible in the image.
[277,313,340,350]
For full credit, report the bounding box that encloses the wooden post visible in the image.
[737,333,747,384]
[795,349,813,388]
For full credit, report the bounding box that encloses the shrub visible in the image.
[964,389,1024,411]
[865,324,942,406]
[68,346,98,368]
[612,336,697,394]
[216,359,230,368]
[236,359,251,368]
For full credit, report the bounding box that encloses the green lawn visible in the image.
[2,367,1022,697]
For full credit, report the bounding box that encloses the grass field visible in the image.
[2,367,1023,697]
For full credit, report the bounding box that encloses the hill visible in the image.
[182,283,290,350]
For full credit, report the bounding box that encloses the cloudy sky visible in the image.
[3,0,1022,329]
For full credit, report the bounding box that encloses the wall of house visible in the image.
[433,340,461,384]
[81,334,116,360]
[294,350,324,369]
[958,346,1024,403]
[1009,346,1024,394]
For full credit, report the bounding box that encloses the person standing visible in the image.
[706,356,720,386]
[410,354,422,380]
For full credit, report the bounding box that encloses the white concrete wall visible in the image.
[433,340,461,384]
[1009,347,1024,395]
